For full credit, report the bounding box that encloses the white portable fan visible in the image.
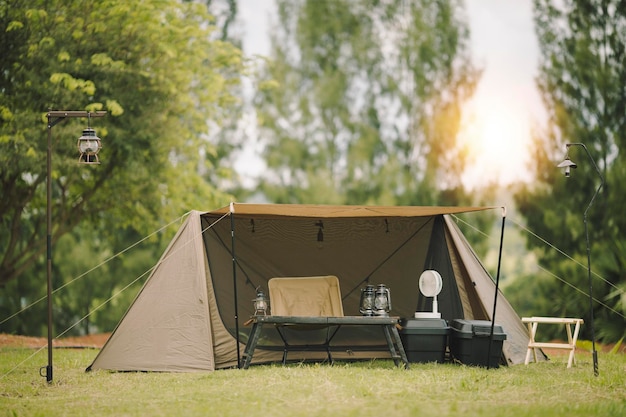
[414,270,443,319]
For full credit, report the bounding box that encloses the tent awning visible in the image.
[207,203,500,219]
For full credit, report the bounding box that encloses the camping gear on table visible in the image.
[359,284,376,316]
[358,283,392,317]
[252,287,269,316]
[400,318,449,363]
[87,203,540,372]
[449,319,507,368]
[373,284,392,316]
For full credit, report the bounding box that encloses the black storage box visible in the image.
[400,318,449,363]
[449,319,507,368]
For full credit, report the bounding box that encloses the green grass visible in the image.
[1,348,624,417]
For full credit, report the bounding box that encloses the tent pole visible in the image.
[230,202,241,368]
[488,206,506,369]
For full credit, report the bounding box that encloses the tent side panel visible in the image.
[417,215,464,320]
[445,224,489,320]
[444,215,544,365]
[88,211,215,372]
[201,217,288,369]
[203,247,238,369]
[204,251,285,368]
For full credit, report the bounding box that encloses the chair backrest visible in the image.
[268,276,344,317]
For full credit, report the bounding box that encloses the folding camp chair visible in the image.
[268,275,343,363]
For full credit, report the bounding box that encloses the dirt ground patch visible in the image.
[0,333,622,355]
[0,333,110,349]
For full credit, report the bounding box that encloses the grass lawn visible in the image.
[1,347,624,417]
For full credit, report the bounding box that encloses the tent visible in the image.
[87,203,539,372]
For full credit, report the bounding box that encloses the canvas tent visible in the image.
[88,203,539,372]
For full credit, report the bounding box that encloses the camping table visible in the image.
[522,316,584,368]
[241,315,410,369]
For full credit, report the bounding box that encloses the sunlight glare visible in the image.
[460,97,532,188]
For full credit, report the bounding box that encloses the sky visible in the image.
[461,0,543,187]
[236,0,544,189]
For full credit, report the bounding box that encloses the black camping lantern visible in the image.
[359,284,376,316]
[373,284,392,316]
[253,287,269,316]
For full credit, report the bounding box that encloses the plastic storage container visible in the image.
[449,319,507,368]
[399,318,449,363]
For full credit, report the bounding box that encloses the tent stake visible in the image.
[488,207,506,369]
[230,202,241,368]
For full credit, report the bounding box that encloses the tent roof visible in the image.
[207,203,500,219]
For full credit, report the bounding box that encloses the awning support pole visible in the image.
[230,202,241,368]
[488,206,506,369]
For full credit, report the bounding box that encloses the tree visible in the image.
[253,0,480,207]
[514,0,626,341]
[0,0,244,333]
[204,0,239,43]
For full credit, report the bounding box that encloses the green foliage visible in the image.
[254,0,479,207]
[48,225,172,336]
[608,337,623,354]
[0,0,244,333]
[576,339,594,352]
[504,273,552,319]
[512,0,626,342]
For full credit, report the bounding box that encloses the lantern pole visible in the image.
[42,110,106,383]
[558,142,604,376]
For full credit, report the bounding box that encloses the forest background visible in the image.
[0,0,624,344]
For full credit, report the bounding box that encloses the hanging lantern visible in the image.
[359,284,376,316]
[77,127,101,164]
[373,284,392,316]
[253,287,269,316]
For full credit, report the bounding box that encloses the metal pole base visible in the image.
[40,365,53,383]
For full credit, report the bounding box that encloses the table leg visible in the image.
[390,325,410,369]
[274,326,290,364]
[532,322,540,364]
[326,325,341,364]
[524,322,532,365]
[383,325,409,369]
[242,322,262,369]
[567,321,582,368]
